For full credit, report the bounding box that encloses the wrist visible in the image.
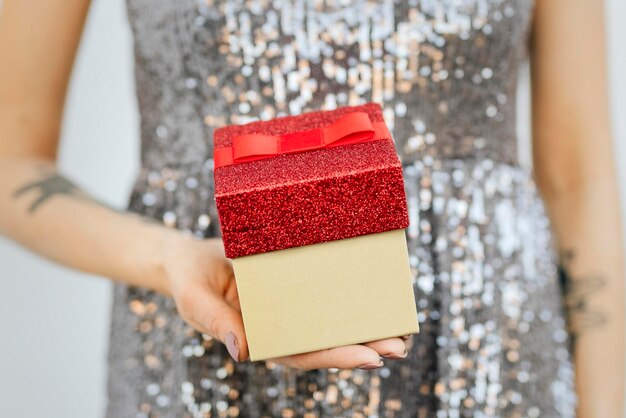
[114,216,188,296]
[142,225,190,296]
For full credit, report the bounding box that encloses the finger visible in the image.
[270,344,383,371]
[186,284,249,362]
[224,277,242,312]
[361,337,408,359]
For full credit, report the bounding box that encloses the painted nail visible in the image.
[225,332,240,362]
[358,360,384,370]
[383,349,408,359]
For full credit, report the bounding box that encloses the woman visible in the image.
[0,0,623,416]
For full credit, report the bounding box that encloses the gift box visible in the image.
[213,103,419,361]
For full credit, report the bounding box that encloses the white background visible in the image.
[0,1,625,417]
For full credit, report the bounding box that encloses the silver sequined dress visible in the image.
[106,1,577,416]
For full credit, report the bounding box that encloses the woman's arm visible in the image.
[531,0,625,416]
[0,0,408,370]
[0,0,172,292]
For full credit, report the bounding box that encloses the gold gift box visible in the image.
[233,229,418,361]
[213,104,420,361]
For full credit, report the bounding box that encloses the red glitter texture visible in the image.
[214,103,409,258]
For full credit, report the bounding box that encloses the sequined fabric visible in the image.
[106,1,577,416]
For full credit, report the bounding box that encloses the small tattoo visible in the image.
[14,171,167,227]
[13,173,86,213]
[558,249,608,352]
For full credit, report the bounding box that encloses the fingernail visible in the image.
[225,332,240,362]
[383,349,408,359]
[358,360,384,370]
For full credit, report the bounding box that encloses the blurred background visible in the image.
[0,1,625,417]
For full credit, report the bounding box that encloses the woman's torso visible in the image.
[107,1,577,417]
[127,0,532,171]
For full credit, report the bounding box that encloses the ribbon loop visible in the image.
[214,111,390,168]
[322,112,374,146]
[232,134,279,162]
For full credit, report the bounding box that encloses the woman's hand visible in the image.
[161,234,410,370]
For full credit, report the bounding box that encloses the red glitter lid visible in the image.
[214,103,409,258]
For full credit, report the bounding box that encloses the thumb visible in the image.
[187,286,249,362]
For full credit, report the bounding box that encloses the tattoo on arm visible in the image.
[13,172,89,213]
[558,249,608,353]
[12,170,159,225]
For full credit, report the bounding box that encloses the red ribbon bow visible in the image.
[214,111,391,168]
